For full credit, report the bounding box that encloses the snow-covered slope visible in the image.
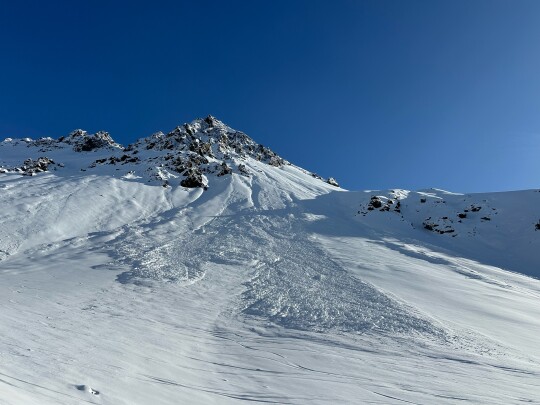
[0,117,539,404]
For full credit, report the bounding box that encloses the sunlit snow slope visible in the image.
[1,117,539,404]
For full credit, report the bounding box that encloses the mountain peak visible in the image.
[122,116,290,188]
[0,117,340,189]
[131,116,285,163]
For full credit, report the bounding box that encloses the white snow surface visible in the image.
[0,117,539,404]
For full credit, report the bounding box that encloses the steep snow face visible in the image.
[0,118,539,404]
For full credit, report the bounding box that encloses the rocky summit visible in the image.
[0,116,338,189]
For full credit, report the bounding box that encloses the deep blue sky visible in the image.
[1,1,539,192]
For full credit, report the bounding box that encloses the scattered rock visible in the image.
[204,114,217,127]
[64,130,120,152]
[422,216,456,235]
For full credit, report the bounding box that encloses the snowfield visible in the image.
[0,118,539,404]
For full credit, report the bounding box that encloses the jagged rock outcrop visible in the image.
[357,195,403,216]
[180,168,206,189]
[0,115,335,191]
[326,177,339,187]
[119,115,292,188]
[61,130,121,152]
[0,157,57,176]
[21,157,55,175]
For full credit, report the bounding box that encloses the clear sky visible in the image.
[1,0,539,192]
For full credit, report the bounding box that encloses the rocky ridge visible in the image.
[0,116,339,189]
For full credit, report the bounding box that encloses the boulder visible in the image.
[180,168,206,189]
[217,162,232,176]
[238,164,250,176]
[369,196,382,208]
[326,177,339,187]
